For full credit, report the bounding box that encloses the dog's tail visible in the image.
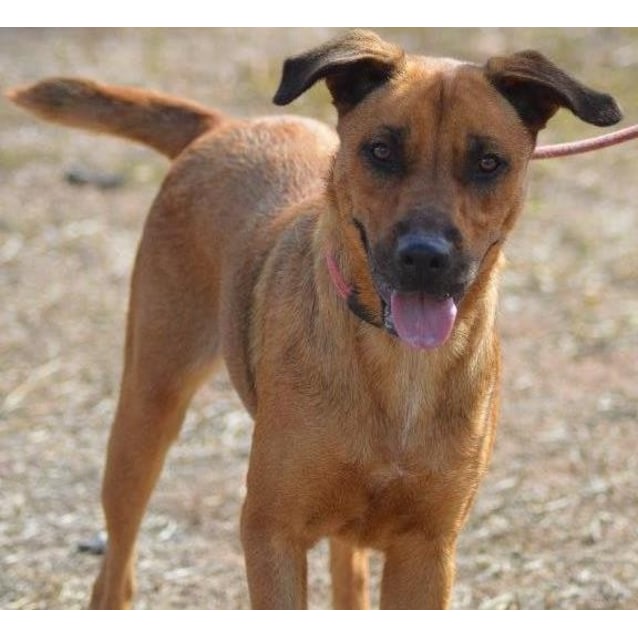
[7,77,223,159]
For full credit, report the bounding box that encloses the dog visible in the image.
[8,30,621,609]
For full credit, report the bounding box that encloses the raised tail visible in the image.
[7,77,223,159]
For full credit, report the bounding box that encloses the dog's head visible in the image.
[274,30,621,350]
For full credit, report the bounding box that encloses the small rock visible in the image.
[77,530,107,555]
[64,166,125,190]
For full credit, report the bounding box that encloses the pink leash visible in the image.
[533,123,638,159]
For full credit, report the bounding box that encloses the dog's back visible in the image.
[9,78,338,412]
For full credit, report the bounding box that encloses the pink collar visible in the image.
[324,251,389,333]
[325,252,353,300]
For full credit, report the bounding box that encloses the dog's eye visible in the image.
[370,142,392,162]
[477,154,501,174]
[362,130,405,176]
[465,136,509,186]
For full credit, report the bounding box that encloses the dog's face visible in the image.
[275,30,621,349]
[329,58,535,348]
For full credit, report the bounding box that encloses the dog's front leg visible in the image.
[380,534,457,609]
[241,494,308,609]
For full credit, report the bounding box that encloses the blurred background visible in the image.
[0,28,636,609]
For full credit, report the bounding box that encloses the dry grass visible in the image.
[0,28,636,609]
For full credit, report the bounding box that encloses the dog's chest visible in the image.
[325,458,459,547]
[323,411,482,543]
[316,382,480,545]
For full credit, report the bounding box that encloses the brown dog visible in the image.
[9,30,621,609]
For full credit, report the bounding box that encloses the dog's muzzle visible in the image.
[326,249,461,350]
[326,217,479,350]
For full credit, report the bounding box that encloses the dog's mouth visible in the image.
[327,248,465,351]
[384,291,458,350]
[373,277,460,350]
[341,217,471,350]
[369,248,468,351]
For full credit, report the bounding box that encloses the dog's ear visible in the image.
[273,29,405,115]
[485,50,622,133]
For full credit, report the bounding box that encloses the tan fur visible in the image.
[7,30,620,609]
[7,78,223,158]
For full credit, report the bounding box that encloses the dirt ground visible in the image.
[0,28,636,610]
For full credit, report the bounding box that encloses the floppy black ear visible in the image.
[273,29,405,115]
[485,50,622,132]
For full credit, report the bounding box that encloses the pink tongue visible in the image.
[390,291,457,350]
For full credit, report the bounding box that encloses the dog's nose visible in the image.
[395,234,452,276]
